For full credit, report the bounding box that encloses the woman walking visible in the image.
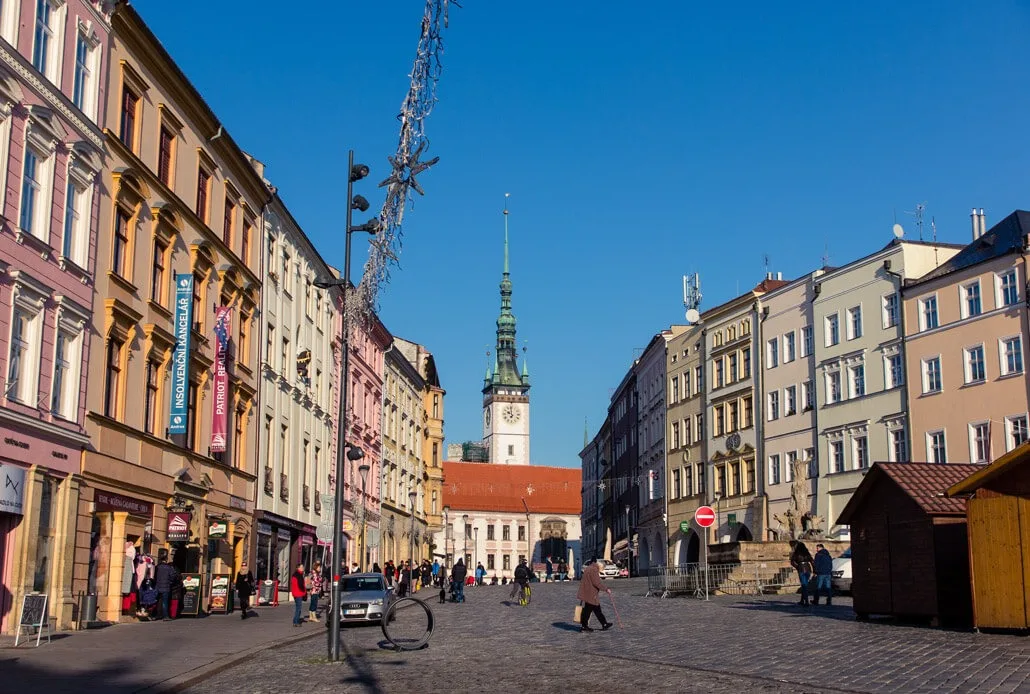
[789,540,814,606]
[307,561,323,622]
[290,563,307,627]
[235,561,255,620]
[576,559,613,632]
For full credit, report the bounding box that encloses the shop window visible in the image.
[33,475,58,592]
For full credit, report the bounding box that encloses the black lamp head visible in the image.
[350,163,370,183]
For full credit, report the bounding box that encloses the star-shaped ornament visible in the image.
[378,140,440,197]
[598,481,606,491]
[526,484,535,496]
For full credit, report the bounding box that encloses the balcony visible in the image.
[303,485,310,510]
[280,473,289,502]
[264,466,273,496]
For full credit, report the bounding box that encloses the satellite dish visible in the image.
[686,308,700,324]
[892,223,904,239]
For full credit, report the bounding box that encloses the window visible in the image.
[714,404,724,436]
[518,525,526,542]
[715,465,726,496]
[927,430,947,464]
[786,451,798,482]
[882,293,899,328]
[19,148,51,239]
[965,345,986,384]
[671,375,679,402]
[890,428,907,462]
[672,468,681,499]
[223,196,235,246]
[830,440,844,473]
[694,365,703,392]
[694,413,703,441]
[742,395,753,428]
[281,337,290,374]
[731,461,741,495]
[849,364,865,398]
[487,554,495,570]
[32,0,61,81]
[185,381,200,451]
[767,391,779,421]
[503,555,511,571]
[826,371,842,404]
[825,314,840,346]
[785,385,797,415]
[685,465,694,496]
[769,454,781,485]
[61,178,89,266]
[237,313,250,367]
[103,338,122,417]
[728,401,738,431]
[196,168,211,222]
[847,306,863,340]
[1008,415,1029,451]
[139,359,160,436]
[487,524,495,541]
[801,325,813,357]
[962,282,982,318]
[50,329,81,421]
[120,87,138,151]
[671,421,680,449]
[192,273,205,332]
[970,422,991,463]
[241,221,252,265]
[999,269,1019,307]
[801,381,812,410]
[767,339,779,368]
[1001,337,1024,376]
[73,31,91,111]
[265,323,275,364]
[783,332,796,363]
[112,209,130,279]
[683,371,691,397]
[158,126,175,187]
[502,525,510,541]
[728,353,738,382]
[742,348,751,378]
[920,296,939,331]
[150,240,167,305]
[806,448,818,478]
[886,353,904,389]
[745,459,755,494]
[714,359,724,388]
[922,357,942,394]
[853,435,868,470]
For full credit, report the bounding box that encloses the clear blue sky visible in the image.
[137,1,1030,469]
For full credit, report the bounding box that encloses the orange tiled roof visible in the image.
[442,462,582,515]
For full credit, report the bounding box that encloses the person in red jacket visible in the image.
[290,563,307,627]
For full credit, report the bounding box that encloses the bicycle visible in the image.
[518,582,531,606]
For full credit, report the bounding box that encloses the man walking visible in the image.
[154,552,179,621]
[812,543,833,606]
[510,558,532,601]
[432,559,440,586]
[577,559,612,632]
[451,558,467,602]
[475,562,486,586]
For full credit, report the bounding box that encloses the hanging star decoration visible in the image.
[526,484,535,496]
[378,141,440,198]
[597,481,606,491]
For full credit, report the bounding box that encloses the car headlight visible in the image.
[369,598,384,606]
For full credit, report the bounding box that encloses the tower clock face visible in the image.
[485,409,491,427]
[502,404,521,424]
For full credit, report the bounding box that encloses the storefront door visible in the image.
[0,514,14,633]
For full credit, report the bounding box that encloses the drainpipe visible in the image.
[883,259,907,459]
[755,299,769,540]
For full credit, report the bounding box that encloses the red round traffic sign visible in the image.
[694,505,716,528]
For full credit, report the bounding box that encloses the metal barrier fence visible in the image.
[646,561,801,599]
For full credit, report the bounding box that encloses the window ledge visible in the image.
[15,229,52,259]
[999,371,1025,381]
[960,379,986,389]
[147,299,173,320]
[107,270,138,294]
[919,390,943,398]
[57,255,92,284]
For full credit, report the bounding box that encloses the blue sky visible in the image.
[137,1,1030,469]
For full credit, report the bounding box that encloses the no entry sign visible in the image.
[694,505,716,528]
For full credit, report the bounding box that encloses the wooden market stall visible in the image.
[946,442,1030,630]
[836,462,980,627]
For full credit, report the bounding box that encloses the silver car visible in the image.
[337,573,393,624]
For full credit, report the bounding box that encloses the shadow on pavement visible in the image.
[0,656,149,694]
[339,637,384,694]
[551,621,582,632]
[726,599,878,623]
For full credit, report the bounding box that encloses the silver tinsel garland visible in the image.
[352,0,457,322]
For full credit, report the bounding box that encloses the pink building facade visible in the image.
[0,1,111,632]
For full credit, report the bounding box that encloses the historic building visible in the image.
[904,211,1030,468]
[579,420,607,566]
[813,239,960,537]
[665,324,705,565]
[0,0,111,634]
[76,2,264,622]
[609,367,637,570]
[253,194,340,588]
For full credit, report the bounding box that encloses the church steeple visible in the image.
[485,194,528,393]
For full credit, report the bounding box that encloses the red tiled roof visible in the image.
[442,462,582,515]
[838,462,982,523]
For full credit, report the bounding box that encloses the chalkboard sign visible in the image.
[180,573,202,616]
[257,579,278,606]
[209,574,231,613]
[14,593,49,647]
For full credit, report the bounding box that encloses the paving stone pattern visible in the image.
[185,582,1030,694]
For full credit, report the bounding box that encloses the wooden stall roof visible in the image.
[837,463,983,525]
[946,441,1030,497]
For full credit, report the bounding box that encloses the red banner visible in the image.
[210,306,232,453]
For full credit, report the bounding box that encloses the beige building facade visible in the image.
[904,211,1030,467]
[78,4,263,622]
[665,324,705,565]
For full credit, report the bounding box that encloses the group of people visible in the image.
[789,540,834,606]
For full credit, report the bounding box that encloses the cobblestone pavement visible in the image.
[184,581,1030,694]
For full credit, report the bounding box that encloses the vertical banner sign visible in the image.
[169,274,194,434]
[210,306,232,453]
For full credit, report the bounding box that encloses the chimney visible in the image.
[979,208,987,238]
[777,271,783,280]
[971,208,979,240]
[766,272,773,281]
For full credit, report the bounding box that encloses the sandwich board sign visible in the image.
[15,593,49,647]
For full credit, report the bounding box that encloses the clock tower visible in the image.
[482,200,530,465]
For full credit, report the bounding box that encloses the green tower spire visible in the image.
[485,194,528,393]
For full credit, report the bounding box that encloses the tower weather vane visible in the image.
[352,0,458,322]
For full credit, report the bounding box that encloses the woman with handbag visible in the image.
[235,561,255,620]
[290,563,308,627]
[307,561,323,622]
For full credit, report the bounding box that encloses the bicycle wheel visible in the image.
[381,597,434,651]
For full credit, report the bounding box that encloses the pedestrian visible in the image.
[351,562,359,575]
[421,561,432,590]
[432,559,440,586]
[386,560,395,587]
[545,556,553,582]
[290,562,307,627]
[154,552,179,621]
[557,559,567,582]
[451,558,467,602]
[235,561,255,620]
[438,563,447,592]
[373,562,382,575]
[812,543,833,606]
[789,540,814,606]
[475,562,486,586]
[308,561,323,622]
[576,558,613,632]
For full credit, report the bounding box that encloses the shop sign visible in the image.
[180,574,202,616]
[169,274,194,435]
[210,306,232,453]
[95,490,153,518]
[342,519,354,533]
[300,535,314,546]
[0,463,26,515]
[257,522,272,536]
[209,574,231,613]
[167,511,191,542]
[208,520,229,538]
[230,495,247,511]
[277,528,291,542]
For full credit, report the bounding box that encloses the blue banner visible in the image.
[169,274,194,434]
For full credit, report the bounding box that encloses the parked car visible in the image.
[831,547,852,593]
[600,561,620,579]
[336,573,394,624]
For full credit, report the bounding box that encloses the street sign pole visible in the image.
[694,506,716,602]
[702,526,709,601]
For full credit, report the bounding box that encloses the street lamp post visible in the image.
[462,514,469,567]
[408,490,418,575]
[473,527,479,580]
[314,150,380,663]
[442,505,450,567]
[713,491,722,545]
[625,504,631,578]
[358,463,370,572]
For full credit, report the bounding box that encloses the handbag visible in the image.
[573,603,583,623]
